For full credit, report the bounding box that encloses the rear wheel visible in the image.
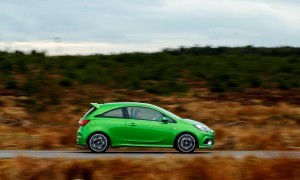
[175,133,197,153]
[87,133,109,153]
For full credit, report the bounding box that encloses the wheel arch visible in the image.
[87,131,111,146]
[173,131,199,148]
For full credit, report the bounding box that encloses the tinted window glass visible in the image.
[164,115,176,123]
[127,107,163,121]
[97,108,124,118]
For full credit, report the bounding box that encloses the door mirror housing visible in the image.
[162,116,168,123]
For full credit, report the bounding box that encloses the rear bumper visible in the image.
[77,128,87,146]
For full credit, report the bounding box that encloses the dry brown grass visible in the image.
[0,125,78,150]
[0,156,299,180]
[180,101,300,126]
[0,123,298,150]
[1,87,299,150]
[213,125,300,150]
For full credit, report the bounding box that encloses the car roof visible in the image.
[89,102,182,120]
[91,102,155,109]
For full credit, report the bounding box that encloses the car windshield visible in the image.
[153,105,182,120]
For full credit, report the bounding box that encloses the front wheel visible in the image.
[175,133,197,153]
[87,133,109,153]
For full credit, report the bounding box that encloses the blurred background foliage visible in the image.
[1,46,300,94]
[1,46,300,150]
[1,46,300,110]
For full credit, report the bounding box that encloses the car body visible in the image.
[77,102,215,153]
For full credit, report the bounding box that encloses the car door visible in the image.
[93,108,127,145]
[125,106,172,146]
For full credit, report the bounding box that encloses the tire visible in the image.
[174,145,180,152]
[87,133,109,153]
[175,133,197,153]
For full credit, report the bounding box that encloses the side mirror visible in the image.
[162,117,168,123]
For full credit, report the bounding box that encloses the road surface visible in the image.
[0,150,299,159]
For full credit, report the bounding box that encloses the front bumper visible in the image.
[197,132,215,149]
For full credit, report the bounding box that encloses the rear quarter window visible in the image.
[95,108,124,118]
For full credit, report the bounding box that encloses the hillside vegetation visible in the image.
[1,46,300,96]
[0,46,300,150]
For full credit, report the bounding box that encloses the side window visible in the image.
[127,107,163,121]
[95,108,124,118]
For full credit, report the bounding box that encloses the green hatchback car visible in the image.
[77,102,215,153]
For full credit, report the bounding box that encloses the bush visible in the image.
[21,78,40,95]
[58,78,73,87]
[4,79,18,89]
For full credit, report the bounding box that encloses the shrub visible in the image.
[4,78,18,89]
[58,78,73,87]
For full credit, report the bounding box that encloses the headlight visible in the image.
[193,124,209,132]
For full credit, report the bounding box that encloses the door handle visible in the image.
[129,123,136,126]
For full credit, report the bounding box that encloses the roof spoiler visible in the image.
[90,103,101,108]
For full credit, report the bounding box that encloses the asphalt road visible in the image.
[0,150,299,159]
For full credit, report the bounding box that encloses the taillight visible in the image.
[79,120,90,126]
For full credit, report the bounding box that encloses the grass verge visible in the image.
[0,156,299,180]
